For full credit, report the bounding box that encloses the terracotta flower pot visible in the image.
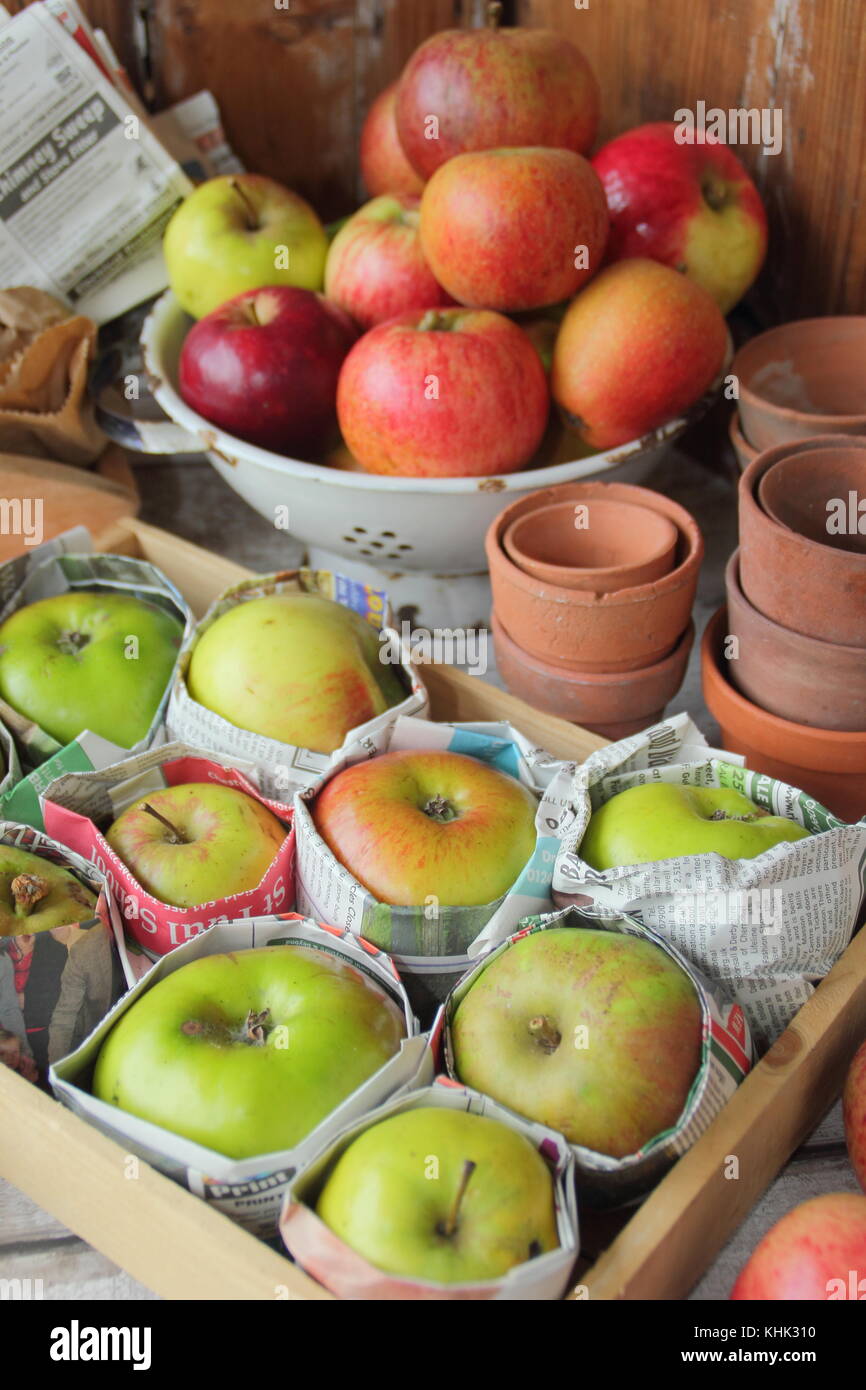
[492,609,694,740]
[733,317,866,451]
[725,550,866,731]
[758,446,866,555]
[502,498,678,593]
[485,482,704,674]
[739,436,866,647]
[728,410,757,474]
[701,606,866,824]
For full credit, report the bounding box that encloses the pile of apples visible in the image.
[166,5,767,478]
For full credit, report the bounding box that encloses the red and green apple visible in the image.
[324,193,451,330]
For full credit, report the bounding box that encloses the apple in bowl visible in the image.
[325,193,452,330]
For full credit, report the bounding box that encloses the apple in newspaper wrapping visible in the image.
[92,945,406,1159]
[395,11,599,179]
[359,83,425,198]
[451,927,703,1157]
[419,148,609,312]
[0,847,97,937]
[163,173,329,319]
[336,306,550,477]
[325,194,452,330]
[315,1107,559,1283]
[0,591,183,749]
[186,593,406,754]
[312,749,538,906]
[730,1194,866,1300]
[178,286,358,457]
[105,783,287,908]
[843,1039,866,1193]
[591,122,768,314]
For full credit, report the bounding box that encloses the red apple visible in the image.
[551,258,728,450]
[178,285,357,457]
[420,147,609,313]
[730,1194,866,1300]
[336,305,549,477]
[312,749,538,906]
[844,1038,866,1192]
[324,194,452,330]
[592,122,768,314]
[359,83,425,198]
[395,11,599,180]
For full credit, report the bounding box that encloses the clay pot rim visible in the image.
[493,610,695,686]
[726,549,866,658]
[503,499,678,590]
[728,410,757,471]
[757,446,866,544]
[702,606,866,767]
[733,317,866,430]
[485,481,704,607]
[740,435,866,574]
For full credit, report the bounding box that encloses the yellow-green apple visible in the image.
[315,1106,558,1283]
[163,174,328,319]
[336,306,549,477]
[844,1039,866,1192]
[186,593,405,753]
[178,286,357,457]
[324,194,452,330]
[592,122,768,314]
[312,749,537,906]
[0,846,96,937]
[92,944,405,1158]
[451,927,702,1157]
[580,783,810,870]
[730,1194,866,1300]
[105,783,287,908]
[395,7,599,180]
[420,148,609,312]
[551,258,728,449]
[360,83,425,198]
[0,591,183,749]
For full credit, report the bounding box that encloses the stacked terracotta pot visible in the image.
[703,435,866,822]
[486,481,704,739]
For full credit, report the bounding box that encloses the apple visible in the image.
[0,846,96,937]
[844,1039,866,1193]
[579,783,810,870]
[178,286,357,457]
[730,1194,866,1300]
[315,1106,558,1283]
[551,258,729,450]
[92,944,405,1159]
[187,593,405,754]
[0,591,183,749]
[359,83,425,198]
[395,6,599,180]
[592,122,768,314]
[419,148,609,313]
[451,926,702,1157]
[336,306,549,477]
[324,194,451,330]
[313,749,537,907]
[163,174,328,320]
[105,782,287,908]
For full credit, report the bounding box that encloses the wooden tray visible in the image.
[1,516,864,1301]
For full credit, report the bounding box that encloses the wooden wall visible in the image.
[10,0,866,321]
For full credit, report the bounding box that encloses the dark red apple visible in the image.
[178,285,358,457]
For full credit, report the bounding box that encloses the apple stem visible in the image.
[702,179,728,213]
[528,1014,562,1054]
[230,178,259,231]
[441,1159,476,1238]
[417,309,452,333]
[422,794,459,823]
[11,873,50,918]
[486,1,503,29]
[141,802,187,845]
[709,809,768,823]
[56,629,90,657]
[244,1008,270,1045]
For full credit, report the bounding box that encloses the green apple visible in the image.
[312,749,538,906]
[0,846,96,937]
[106,782,287,908]
[0,591,183,749]
[163,174,328,319]
[315,1106,558,1283]
[580,782,811,870]
[93,944,406,1158]
[187,593,405,755]
[451,926,703,1158]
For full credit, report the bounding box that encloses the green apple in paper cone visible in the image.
[0,846,97,937]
